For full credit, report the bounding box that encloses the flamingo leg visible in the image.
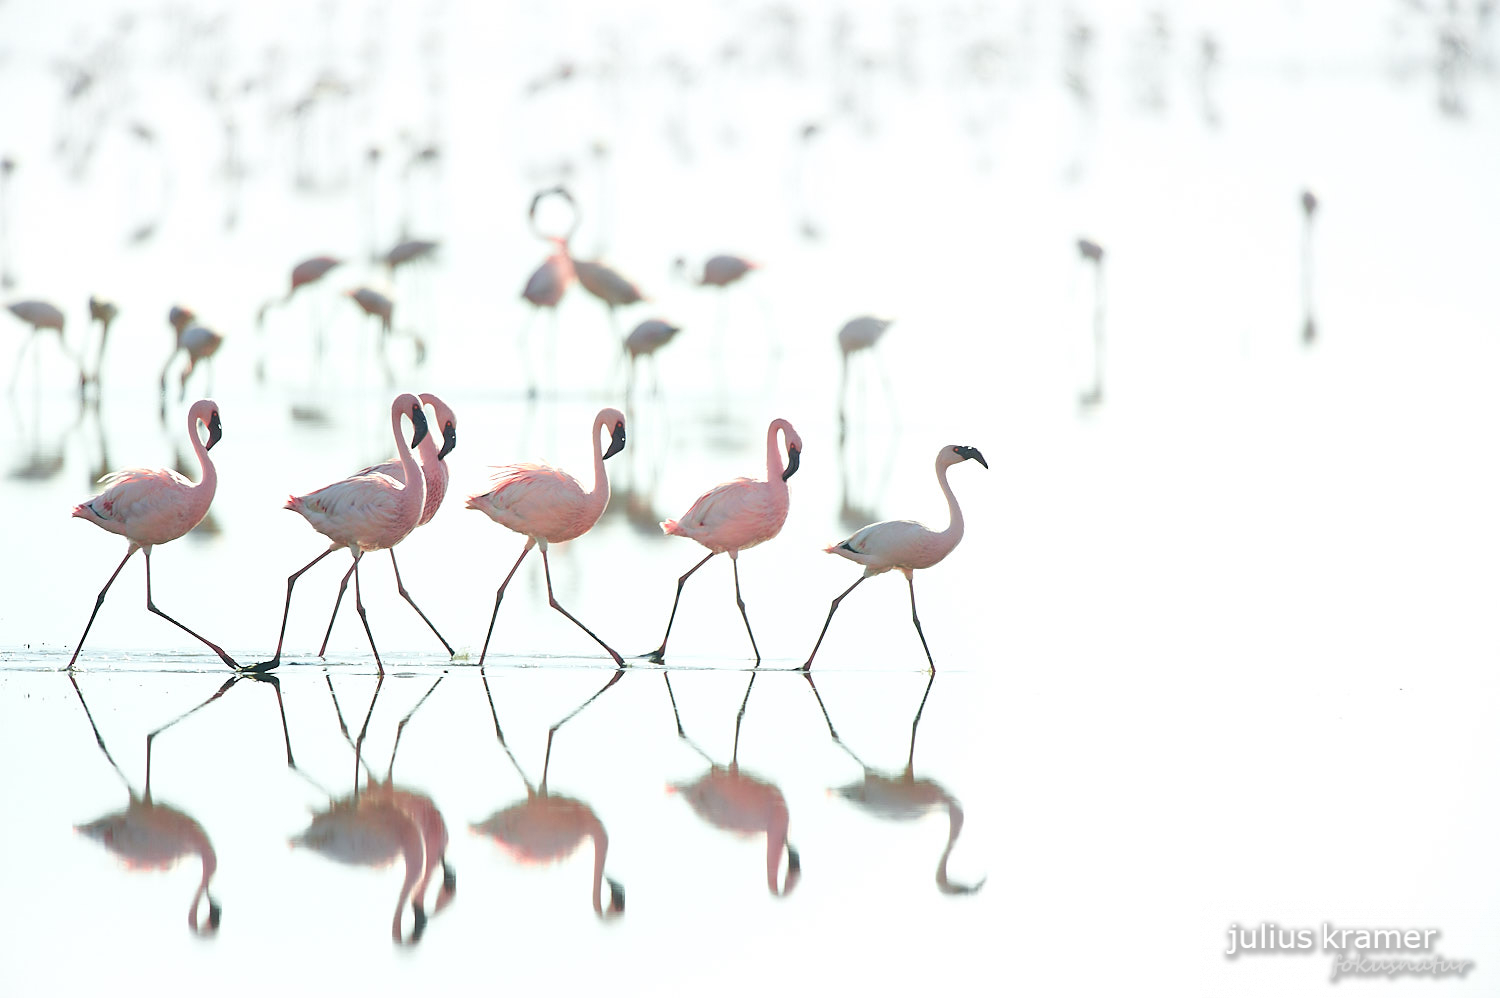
[317,561,358,658]
[478,539,534,666]
[907,671,936,773]
[388,675,444,779]
[145,674,240,799]
[906,573,936,674]
[645,550,716,663]
[69,543,139,669]
[540,547,624,665]
[258,545,338,669]
[68,672,135,794]
[351,553,385,674]
[142,547,241,670]
[540,666,625,791]
[390,548,454,657]
[732,671,758,765]
[801,574,866,672]
[731,555,761,664]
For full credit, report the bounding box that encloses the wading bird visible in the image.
[678,254,758,288]
[803,445,986,673]
[259,394,429,673]
[6,298,77,391]
[467,407,627,665]
[646,418,802,664]
[163,321,224,403]
[623,317,681,400]
[836,315,894,440]
[85,296,118,386]
[1077,237,1105,407]
[573,257,646,335]
[318,393,458,658]
[69,399,242,670]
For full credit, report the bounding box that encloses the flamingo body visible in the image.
[574,259,645,308]
[347,287,393,326]
[472,796,597,863]
[522,241,575,308]
[624,318,680,359]
[700,254,757,287]
[837,316,892,355]
[291,255,342,293]
[383,239,438,269]
[661,418,802,555]
[7,299,64,331]
[358,393,457,527]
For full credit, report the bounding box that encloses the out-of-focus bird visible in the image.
[803,445,986,673]
[6,298,76,391]
[259,394,430,673]
[467,407,628,665]
[573,257,646,334]
[287,254,343,300]
[646,418,802,664]
[623,318,680,399]
[1077,237,1105,406]
[69,399,241,670]
[318,393,458,658]
[836,315,894,438]
[162,322,224,403]
[381,238,438,276]
[85,296,118,386]
[677,254,758,288]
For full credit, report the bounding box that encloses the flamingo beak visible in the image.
[409,405,430,448]
[604,421,626,459]
[955,445,987,468]
[607,877,625,915]
[438,421,457,460]
[206,411,223,450]
[781,445,801,481]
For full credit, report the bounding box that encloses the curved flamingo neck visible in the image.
[934,455,964,552]
[586,819,610,916]
[765,803,790,894]
[187,838,217,933]
[765,421,788,485]
[187,406,216,498]
[586,414,611,512]
[390,817,425,943]
[392,402,424,521]
[935,798,984,895]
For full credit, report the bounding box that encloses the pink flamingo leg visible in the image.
[907,573,936,674]
[259,546,337,669]
[142,548,240,669]
[645,551,716,663]
[69,544,140,668]
[350,554,385,674]
[478,539,534,666]
[317,560,358,658]
[801,575,867,672]
[731,555,761,665]
[540,547,624,665]
[390,549,454,656]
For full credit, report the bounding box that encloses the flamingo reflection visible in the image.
[805,673,985,895]
[663,673,800,897]
[291,674,455,944]
[69,672,294,934]
[470,667,626,919]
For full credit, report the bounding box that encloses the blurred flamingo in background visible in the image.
[317,393,459,659]
[381,237,439,278]
[1077,237,1105,406]
[803,445,986,674]
[518,187,580,397]
[647,418,802,664]
[677,254,758,288]
[161,316,224,406]
[259,394,430,672]
[574,257,647,336]
[623,317,681,402]
[84,296,118,387]
[836,315,894,442]
[466,407,628,665]
[69,399,242,670]
[6,298,78,391]
[1301,189,1318,344]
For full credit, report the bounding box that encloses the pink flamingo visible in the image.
[288,254,343,299]
[518,187,580,396]
[573,257,646,335]
[69,398,241,670]
[6,298,78,391]
[623,317,681,400]
[84,295,118,386]
[803,445,987,673]
[466,407,627,665]
[259,394,429,672]
[647,418,803,664]
[677,254,759,288]
[317,393,458,659]
[470,667,626,919]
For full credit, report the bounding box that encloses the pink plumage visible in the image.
[646,418,803,664]
[467,407,628,666]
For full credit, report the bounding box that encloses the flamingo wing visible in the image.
[468,464,587,531]
[827,518,934,568]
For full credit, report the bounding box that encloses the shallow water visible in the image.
[3,0,1500,995]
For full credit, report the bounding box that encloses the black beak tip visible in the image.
[781,446,801,481]
[604,422,627,459]
[409,405,429,447]
[608,877,625,913]
[438,422,457,460]
[206,412,223,450]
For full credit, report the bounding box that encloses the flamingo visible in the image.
[162,321,224,404]
[85,295,118,386]
[517,186,583,396]
[381,237,438,276]
[646,418,803,664]
[466,407,627,665]
[69,399,243,671]
[804,672,985,895]
[343,286,410,373]
[573,257,646,334]
[317,393,458,659]
[677,254,759,288]
[623,318,681,400]
[803,445,986,674]
[664,672,799,897]
[258,393,430,672]
[470,666,626,919]
[294,674,455,944]
[287,254,343,299]
[1077,237,1105,406]
[6,298,78,391]
[836,315,894,441]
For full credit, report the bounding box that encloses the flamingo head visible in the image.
[603,877,625,919]
[600,408,627,460]
[422,394,458,459]
[205,406,223,451]
[189,892,222,936]
[779,845,802,897]
[395,393,429,449]
[946,445,987,469]
[779,422,803,481]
